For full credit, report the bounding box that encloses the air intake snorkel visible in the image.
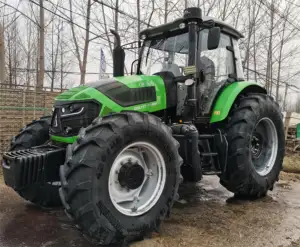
[182,7,202,119]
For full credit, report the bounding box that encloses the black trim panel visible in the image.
[50,100,101,137]
[91,79,156,107]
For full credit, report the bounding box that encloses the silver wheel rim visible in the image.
[108,141,166,216]
[251,117,278,176]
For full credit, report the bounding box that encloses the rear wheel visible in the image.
[59,112,182,245]
[9,116,61,207]
[220,93,285,198]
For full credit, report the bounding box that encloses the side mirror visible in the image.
[207,27,220,50]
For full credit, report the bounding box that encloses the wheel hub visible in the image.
[108,141,166,216]
[250,117,278,176]
[251,133,263,158]
[118,162,145,190]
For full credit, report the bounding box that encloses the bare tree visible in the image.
[37,0,45,90]
[69,0,92,85]
[265,0,275,94]
[0,23,4,85]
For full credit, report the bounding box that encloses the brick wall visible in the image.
[0,88,61,159]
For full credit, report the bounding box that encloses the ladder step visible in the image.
[202,170,222,175]
[201,152,218,157]
[199,134,214,140]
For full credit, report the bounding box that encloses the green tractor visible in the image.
[2,7,284,245]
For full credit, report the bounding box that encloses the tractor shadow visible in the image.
[0,202,95,247]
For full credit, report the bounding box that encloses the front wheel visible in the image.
[59,112,182,245]
[9,116,62,207]
[219,93,285,198]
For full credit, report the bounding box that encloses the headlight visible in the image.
[179,23,186,29]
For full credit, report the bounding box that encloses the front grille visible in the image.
[50,101,101,137]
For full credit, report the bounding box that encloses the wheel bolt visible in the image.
[146,169,153,176]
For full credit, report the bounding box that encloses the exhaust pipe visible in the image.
[110,29,125,77]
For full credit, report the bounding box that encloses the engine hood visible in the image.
[55,75,167,115]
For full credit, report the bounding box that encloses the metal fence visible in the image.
[0,86,62,158]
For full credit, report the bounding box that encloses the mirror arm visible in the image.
[130,59,139,75]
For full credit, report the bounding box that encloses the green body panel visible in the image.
[297,123,300,139]
[51,135,78,144]
[210,81,266,123]
[50,75,166,143]
[55,85,89,100]
[55,75,166,112]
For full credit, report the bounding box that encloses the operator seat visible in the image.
[161,63,182,77]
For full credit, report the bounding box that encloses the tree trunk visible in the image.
[37,0,45,90]
[283,83,288,111]
[60,22,64,91]
[0,23,5,85]
[80,0,91,85]
[69,0,82,83]
[137,0,141,55]
[101,3,113,55]
[265,0,274,94]
[7,35,12,87]
[164,0,168,23]
[26,20,32,89]
[114,0,119,47]
[13,23,17,88]
[51,21,54,91]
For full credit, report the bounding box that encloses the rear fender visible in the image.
[210,81,267,123]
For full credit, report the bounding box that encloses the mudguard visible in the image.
[210,81,267,123]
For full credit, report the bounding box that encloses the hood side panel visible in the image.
[55,75,167,115]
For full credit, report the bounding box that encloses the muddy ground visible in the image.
[1,156,300,247]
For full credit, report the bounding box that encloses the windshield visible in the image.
[139,32,189,76]
[139,29,235,79]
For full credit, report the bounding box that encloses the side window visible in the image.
[199,32,235,82]
[198,31,236,113]
[219,34,235,76]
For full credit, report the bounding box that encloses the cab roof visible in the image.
[140,15,244,40]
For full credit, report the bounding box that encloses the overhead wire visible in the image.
[28,0,110,43]
[3,0,300,96]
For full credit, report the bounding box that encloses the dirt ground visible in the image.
[0,156,300,247]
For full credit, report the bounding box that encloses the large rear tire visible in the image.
[59,112,182,245]
[9,116,62,207]
[220,93,285,198]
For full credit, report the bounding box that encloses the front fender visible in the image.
[210,81,267,123]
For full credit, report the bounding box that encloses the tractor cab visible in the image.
[136,15,244,115]
[110,7,246,122]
